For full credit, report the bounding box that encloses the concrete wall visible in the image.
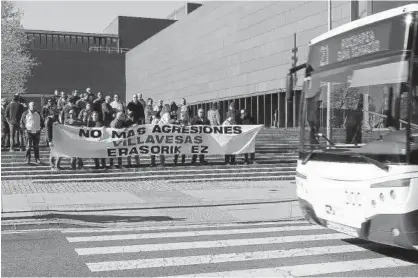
[126,1,352,104]
[26,49,125,98]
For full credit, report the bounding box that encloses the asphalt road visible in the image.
[2,221,418,277]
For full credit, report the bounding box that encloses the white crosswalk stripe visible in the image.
[169,258,416,277]
[64,221,418,277]
[66,225,324,242]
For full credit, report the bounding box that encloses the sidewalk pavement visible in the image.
[1,179,302,230]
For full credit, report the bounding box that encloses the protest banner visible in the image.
[51,123,264,158]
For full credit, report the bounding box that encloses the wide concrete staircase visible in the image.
[1,128,300,183]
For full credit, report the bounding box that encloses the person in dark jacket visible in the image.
[42,98,59,146]
[240,109,256,164]
[20,102,44,164]
[64,109,84,170]
[125,108,140,167]
[60,96,78,123]
[79,102,93,126]
[1,98,10,148]
[109,112,125,168]
[127,94,145,124]
[93,92,105,119]
[191,108,210,164]
[137,93,146,109]
[5,95,24,151]
[87,111,106,169]
[101,95,113,127]
[226,101,241,125]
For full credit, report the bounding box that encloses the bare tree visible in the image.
[1,1,37,96]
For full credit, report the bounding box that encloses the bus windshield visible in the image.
[301,12,418,164]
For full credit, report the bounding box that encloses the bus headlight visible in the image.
[371,178,411,188]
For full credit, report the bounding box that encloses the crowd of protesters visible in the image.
[1,88,257,171]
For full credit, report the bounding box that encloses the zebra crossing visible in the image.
[62,220,418,277]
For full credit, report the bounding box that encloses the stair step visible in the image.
[32,171,296,184]
[1,163,296,176]
[2,166,296,180]
[169,175,296,183]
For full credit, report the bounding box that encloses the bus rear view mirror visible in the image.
[286,73,294,101]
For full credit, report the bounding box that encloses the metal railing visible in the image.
[88,46,130,54]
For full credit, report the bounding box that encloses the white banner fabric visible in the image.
[50,123,264,158]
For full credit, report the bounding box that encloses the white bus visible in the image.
[287,4,418,250]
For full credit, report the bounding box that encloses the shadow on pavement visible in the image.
[343,238,418,263]
[49,213,187,224]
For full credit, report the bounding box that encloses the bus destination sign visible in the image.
[337,30,381,62]
[311,20,395,68]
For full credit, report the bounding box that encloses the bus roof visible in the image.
[310,4,418,45]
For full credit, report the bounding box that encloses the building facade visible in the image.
[126,0,416,127]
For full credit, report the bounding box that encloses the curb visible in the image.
[2,199,301,231]
[1,216,307,232]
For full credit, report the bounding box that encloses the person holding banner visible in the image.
[78,102,93,126]
[191,108,210,165]
[101,95,113,127]
[159,104,176,166]
[144,98,154,124]
[109,112,125,168]
[87,111,107,169]
[174,98,190,165]
[240,109,257,165]
[222,114,236,165]
[64,109,84,170]
[125,108,141,167]
[42,98,59,147]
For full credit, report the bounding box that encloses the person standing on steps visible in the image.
[1,98,10,149]
[20,102,44,164]
[240,109,257,164]
[137,93,146,109]
[175,98,191,165]
[159,104,175,167]
[222,114,236,165]
[109,112,126,168]
[5,94,24,152]
[144,98,155,124]
[87,111,106,169]
[191,108,210,165]
[42,98,59,147]
[63,109,84,170]
[125,108,141,168]
[207,101,221,126]
[101,95,113,127]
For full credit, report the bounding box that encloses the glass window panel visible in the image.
[52,35,59,49]
[65,36,71,49]
[59,35,65,49]
[40,34,47,49]
[83,36,89,51]
[71,36,77,49]
[47,34,53,49]
[89,37,95,50]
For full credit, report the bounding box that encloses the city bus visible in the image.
[287,4,418,250]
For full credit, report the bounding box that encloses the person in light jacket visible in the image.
[20,102,44,164]
[207,101,221,126]
[159,104,175,166]
[223,115,236,165]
